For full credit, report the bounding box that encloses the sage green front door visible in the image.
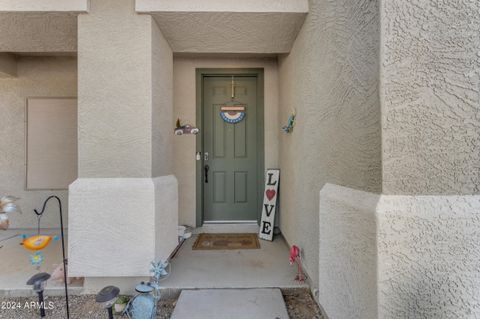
[203,75,259,221]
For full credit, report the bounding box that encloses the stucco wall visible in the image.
[173,56,279,226]
[71,0,178,279]
[78,0,174,178]
[0,13,77,53]
[78,0,154,178]
[151,19,173,177]
[69,176,178,277]
[377,194,480,318]
[0,0,88,12]
[0,56,76,228]
[319,184,378,319]
[320,184,480,318]
[381,0,480,195]
[278,0,381,291]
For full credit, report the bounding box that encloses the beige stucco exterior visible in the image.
[0,0,479,317]
[69,0,178,277]
[0,13,77,53]
[313,0,480,318]
[0,0,88,12]
[173,56,279,226]
[278,0,382,292]
[0,56,76,228]
[77,0,170,178]
[381,0,480,195]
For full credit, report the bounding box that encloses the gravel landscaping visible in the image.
[0,288,322,318]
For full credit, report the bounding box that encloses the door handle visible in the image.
[204,165,209,183]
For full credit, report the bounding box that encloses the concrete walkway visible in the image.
[171,288,289,319]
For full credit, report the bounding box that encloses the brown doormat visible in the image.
[192,233,260,250]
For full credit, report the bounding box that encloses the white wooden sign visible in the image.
[259,169,280,241]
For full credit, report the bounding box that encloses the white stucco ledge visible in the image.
[0,0,88,12]
[68,176,178,277]
[319,183,480,318]
[135,0,308,13]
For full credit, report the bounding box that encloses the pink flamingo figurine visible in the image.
[289,245,306,282]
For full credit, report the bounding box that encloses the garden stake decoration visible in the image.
[20,204,60,267]
[96,286,120,319]
[124,260,170,319]
[27,272,51,318]
[289,245,306,282]
[30,195,70,319]
[0,196,22,230]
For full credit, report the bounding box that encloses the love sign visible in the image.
[259,169,280,241]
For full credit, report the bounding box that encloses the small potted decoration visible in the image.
[114,295,130,314]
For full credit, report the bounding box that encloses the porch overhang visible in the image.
[137,0,308,54]
[0,12,78,53]
[0,0,88,13]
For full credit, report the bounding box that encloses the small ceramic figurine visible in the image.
[124,260,169,319]
[0,196,21,230]
[174,118,199,135]
[51,261,82,284]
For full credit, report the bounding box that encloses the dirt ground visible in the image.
[0,288,323,318]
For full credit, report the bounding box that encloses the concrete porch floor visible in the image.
[0,226,307,297]
[161,231,308,290]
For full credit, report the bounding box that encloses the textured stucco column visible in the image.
[69,0,177,277]
[319,184,480,319]
[381,0,480,195]
[319,184,378,319]
[69,177,178,277]
[376,0,480,318]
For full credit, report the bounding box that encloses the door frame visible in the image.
[195,68,265,227]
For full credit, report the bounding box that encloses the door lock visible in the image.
[204,152,209,161]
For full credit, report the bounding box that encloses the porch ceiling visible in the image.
[152,12,307,54]
[0,12,77,53]
[140,0,308,54]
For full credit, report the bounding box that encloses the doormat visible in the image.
[192,233,260,250]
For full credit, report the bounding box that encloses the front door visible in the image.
[202,75,260,222]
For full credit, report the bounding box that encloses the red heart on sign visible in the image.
[266,189,276,201]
